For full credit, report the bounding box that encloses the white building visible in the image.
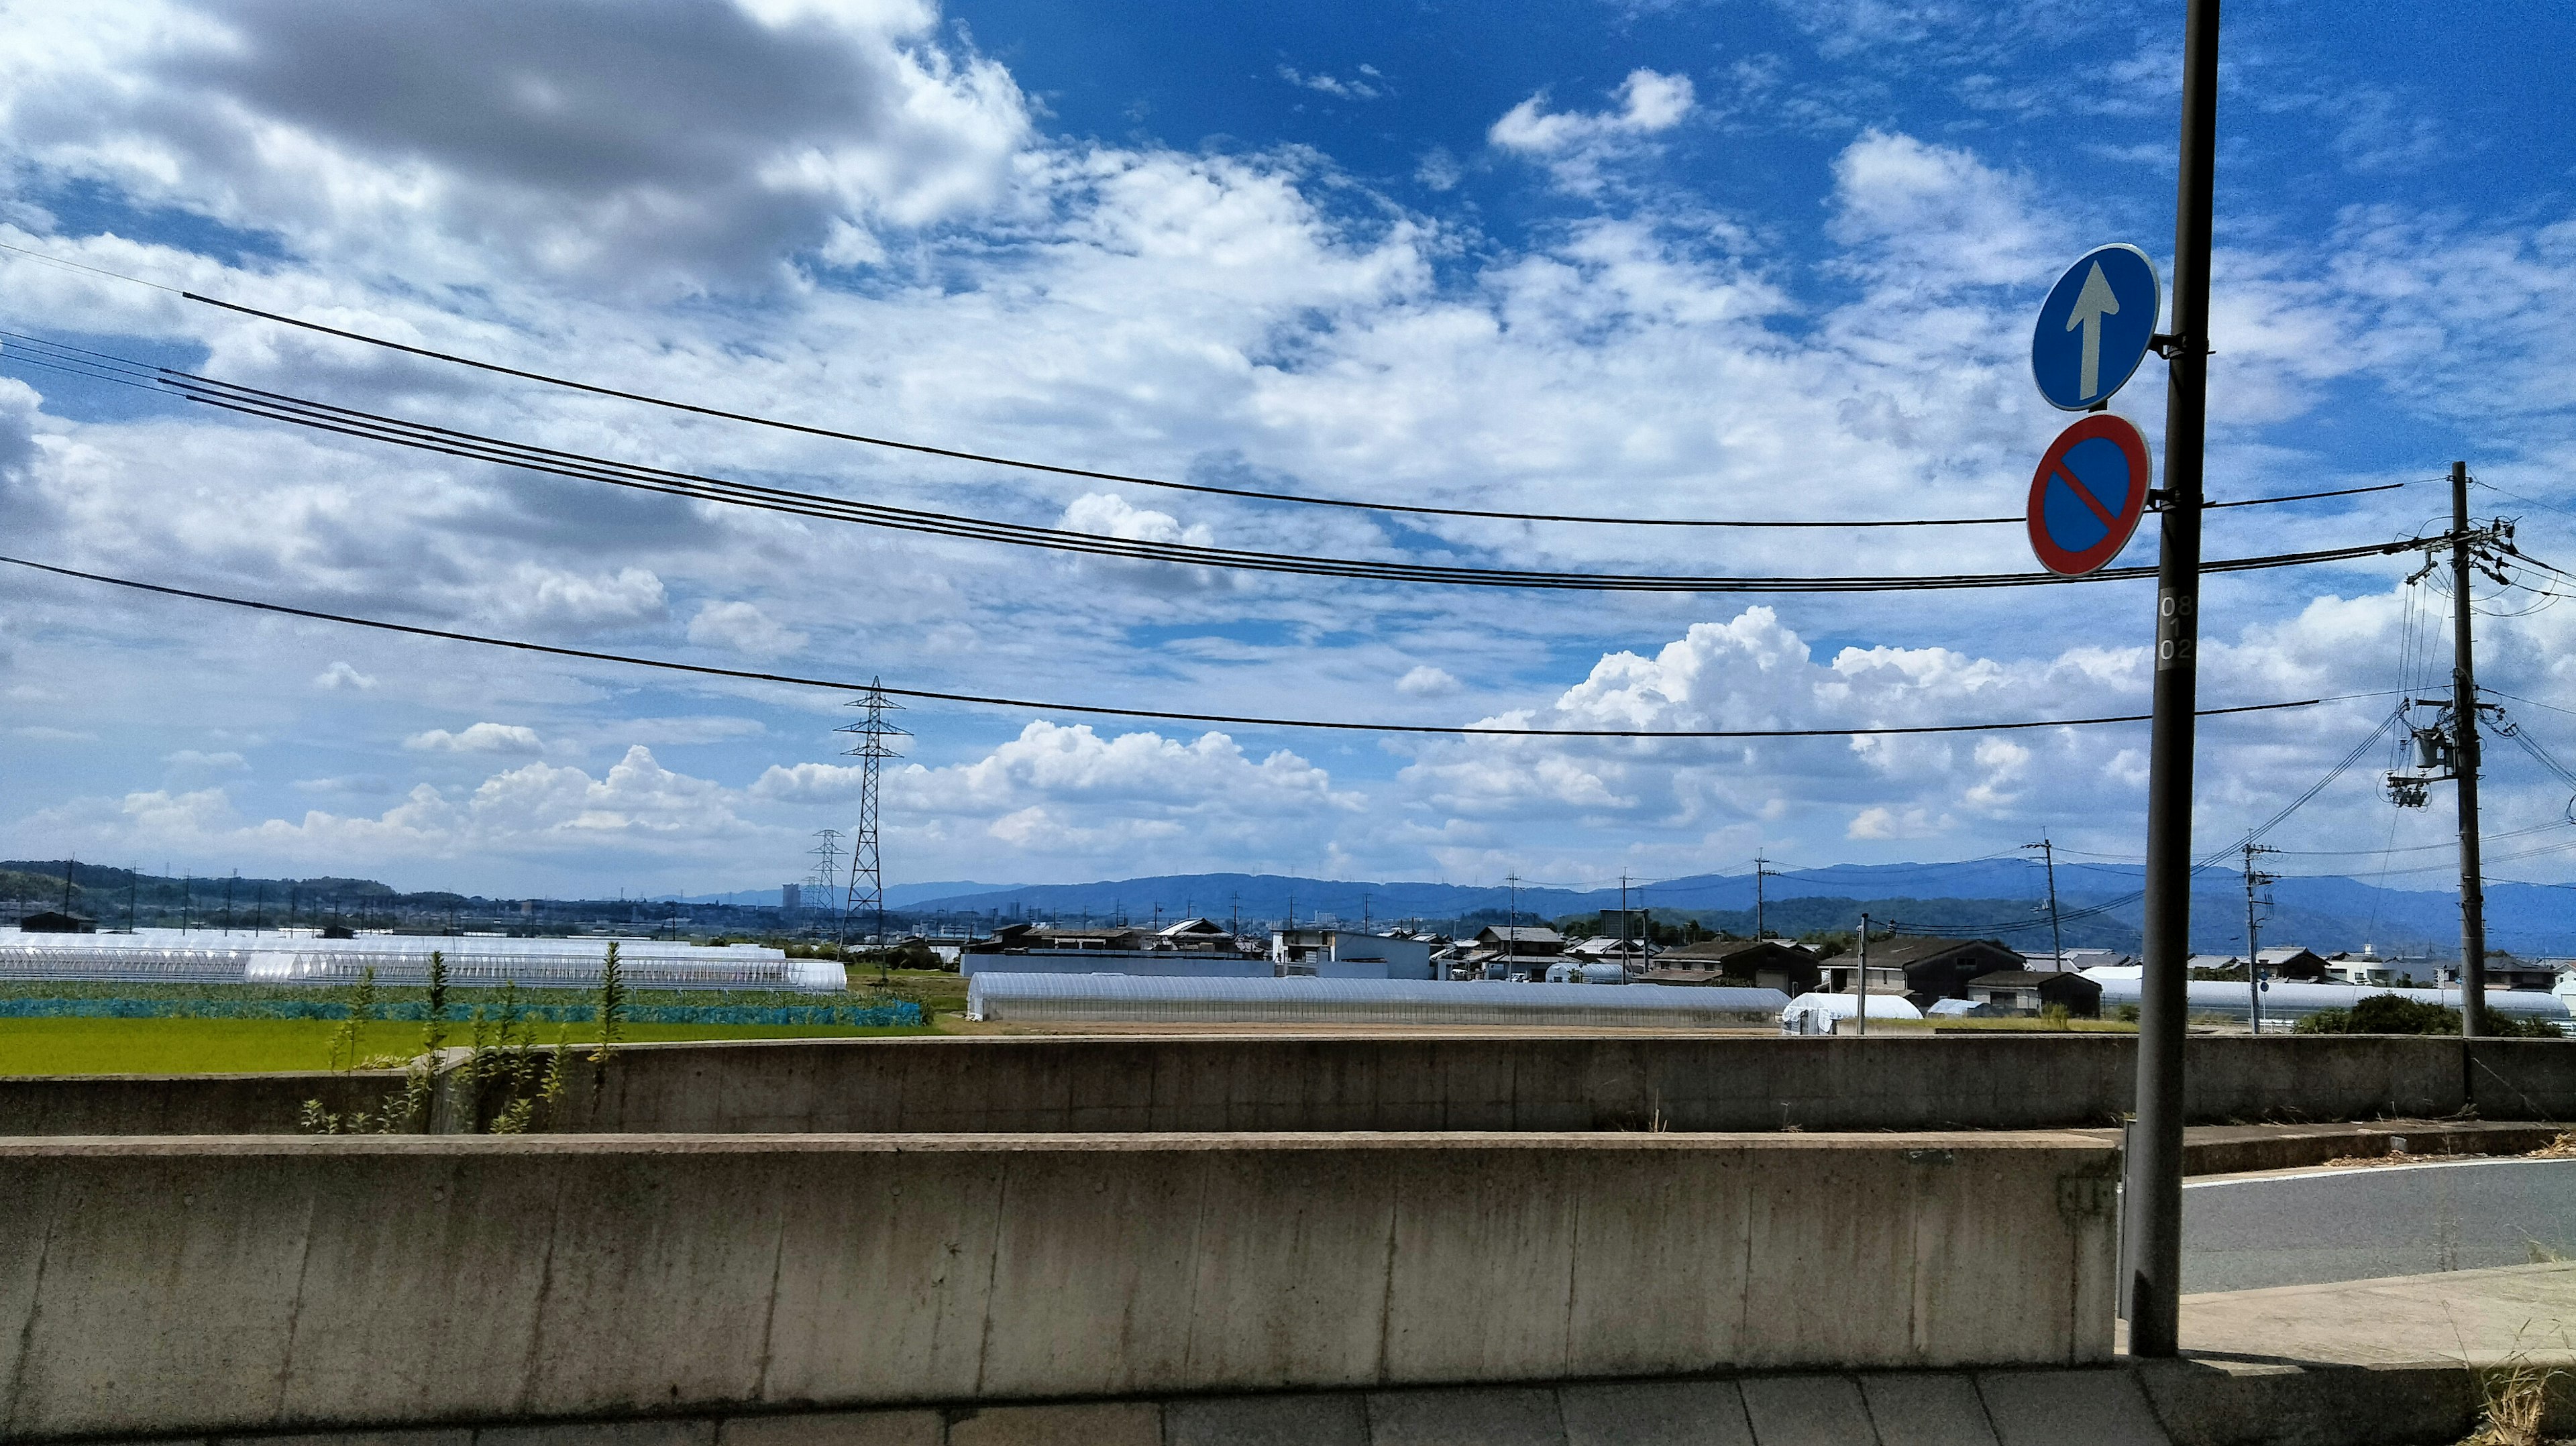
[1271,928,1436,980]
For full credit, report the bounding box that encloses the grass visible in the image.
[0,1017,930,1076]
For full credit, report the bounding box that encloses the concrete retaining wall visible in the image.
[549,1033,2576,1135]
[1,1034,2567,1137]
[0,1131,2118,1441]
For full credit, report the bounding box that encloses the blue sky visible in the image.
[2,0,2574,899]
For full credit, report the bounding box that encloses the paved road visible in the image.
[2183,1157,2576,1294]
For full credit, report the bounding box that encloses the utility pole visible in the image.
[1754,853,1777,940]
[2026,838,2064,968]
[1620,873,1631,962]
[2241,844,2277,1034]
[1856,911,1870,1037]
[2128,0,2220,1359]
[2447,459,2491,1038]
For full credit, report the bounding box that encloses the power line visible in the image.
[0,333,2426,595]
[0,249,2412,529]
[108,365,2424,595]
[0,553,2359,740]
[1892,706,2410,936]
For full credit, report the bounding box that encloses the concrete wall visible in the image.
[0,1066,399,1135]
[0,1131,2118,1441]
[561,1034,2573,1136]
[1,1034,2566,1138]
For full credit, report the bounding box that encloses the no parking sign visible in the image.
[2026,413,2151,575]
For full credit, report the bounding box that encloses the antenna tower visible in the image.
[837,678,910,977]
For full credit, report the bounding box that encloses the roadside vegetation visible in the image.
[2296,993,2562,1038]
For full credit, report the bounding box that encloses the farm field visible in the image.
[0,1017,930,1076]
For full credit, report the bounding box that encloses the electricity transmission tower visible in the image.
[804,829,843,934]
[837,679,909,979]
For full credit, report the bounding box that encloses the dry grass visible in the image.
[2461,1361,2564,1445]
[2530,1131,2576,1160]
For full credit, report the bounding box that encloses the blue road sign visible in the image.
[2027,413,2151,575]
[2031,243,2160,412]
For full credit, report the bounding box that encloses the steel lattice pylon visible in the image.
[836,678,908,960]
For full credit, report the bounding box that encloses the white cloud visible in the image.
[1847,804,1942,840]
[163,748,248,771]
[0,0,1032,290]
[688,600,808,657]
[1489,69,1693,191]
[1059,492,1212,546]
[1397,665,1460,697]
[405,722,545,755]
[1414,146,1461,192]
[1278,65,1379,101]
[312,661,378,691]
[502,566,667,632]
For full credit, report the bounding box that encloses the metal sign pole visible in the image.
[2127,0,2220,1360]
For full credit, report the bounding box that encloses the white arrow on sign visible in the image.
[2066,260,2121,400]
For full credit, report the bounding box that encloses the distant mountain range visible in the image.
[11,855,2560,959]
[890,860,2576,959]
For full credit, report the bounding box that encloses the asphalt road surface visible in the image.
[2183,1157,2576,1294]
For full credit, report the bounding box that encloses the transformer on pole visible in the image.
[837,678,910,979]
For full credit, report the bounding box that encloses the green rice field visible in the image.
[0,1017,930,1076]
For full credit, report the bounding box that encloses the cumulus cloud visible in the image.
[1489,69,1693,190]
[1,0,1032,289]
[743,720,1363,869]
[1397,665,1460,697]
[501,566,668,632]
[405,722,545,754]
[312,661,378,691]
[30,746,769,875]
[687,600,808,657]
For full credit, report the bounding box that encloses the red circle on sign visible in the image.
[2026,413,2151,576]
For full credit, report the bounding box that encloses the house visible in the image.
[959,920,1268,978]
[1564,935,1656,967]
[1271,928,1435,979]
[2475,953,2563,993]
[1825,936,2027,1007]
[1464,926,1564,979]
[1157,917,1248,953]
[2254,947,2330,983]
[2323,955,2401,988]
[17,910,95,934]
[1966,969,2104,1018]
[2026,948,2134,974]
[1651,938,1823,997]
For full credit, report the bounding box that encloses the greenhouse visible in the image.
[2082,970,2574,1031]
[966,972,1788,1027]
[0,930,842,993]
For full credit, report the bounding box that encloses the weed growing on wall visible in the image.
[301,944,623,1135]
[323,967,378,1072]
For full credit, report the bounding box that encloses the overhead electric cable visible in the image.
[0,553,2351,740]
[0,246,2409,527]
[1891,706,2408,936]
[131,367,2420,595]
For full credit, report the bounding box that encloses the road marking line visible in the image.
[2184,1156,2575,1189]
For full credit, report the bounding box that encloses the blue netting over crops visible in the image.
[0,997,924,1027]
